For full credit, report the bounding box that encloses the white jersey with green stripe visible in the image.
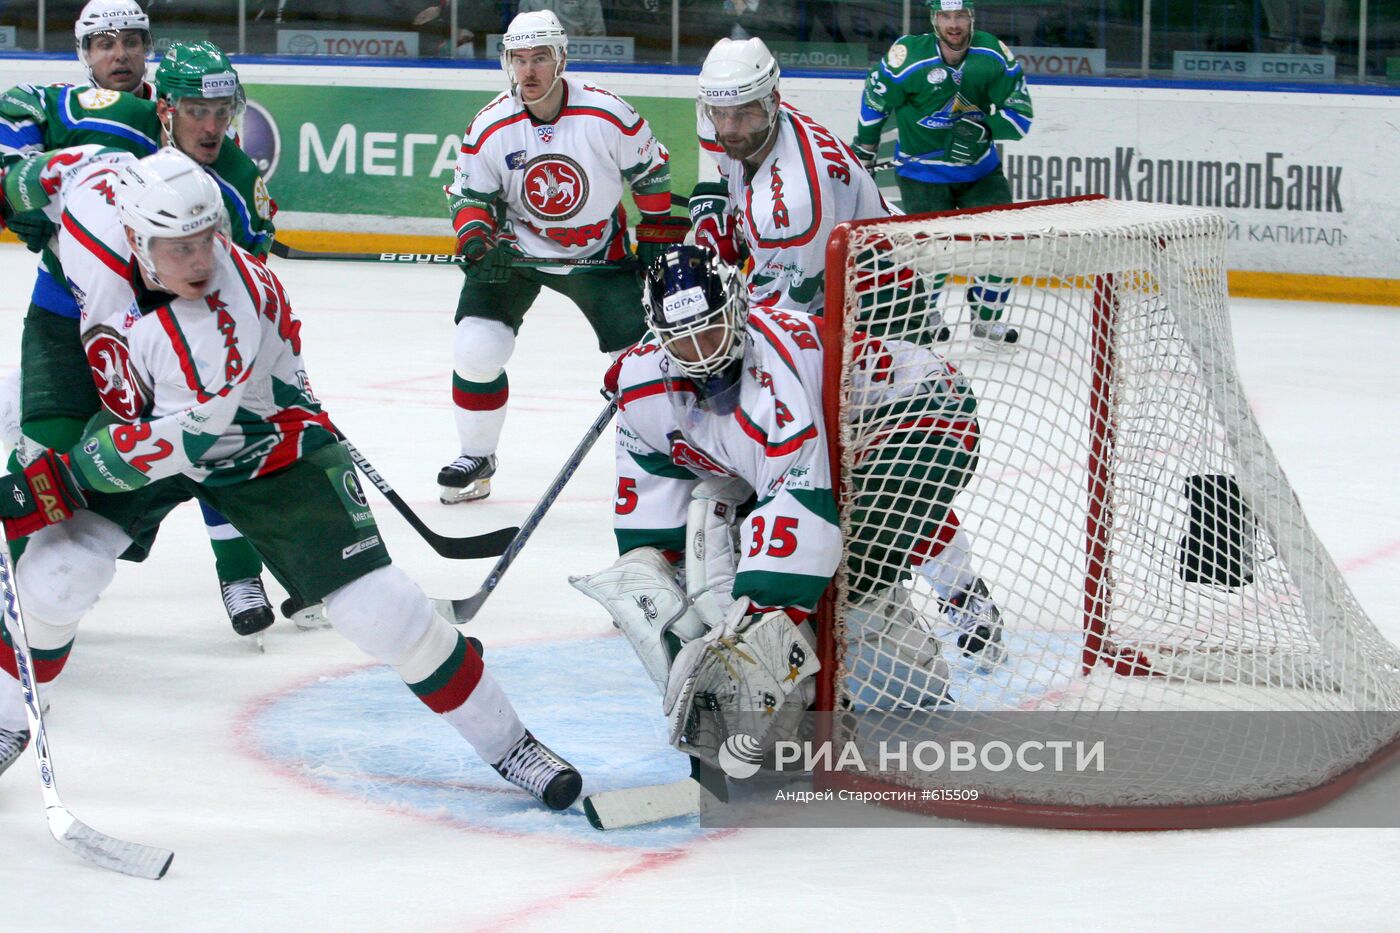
[43,151,335,493]
[612,303,839,613]
[698,104,896,314]
[446,77,671,269]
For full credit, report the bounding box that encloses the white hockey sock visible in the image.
[452,317,515,456]
[440,668,526,766]
[915,526,978,601]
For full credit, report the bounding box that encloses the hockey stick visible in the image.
[444,396,618,624]
[0,547,173,879]
[270,241,629,269]
[583,758,728,830]
[341,440,520,561]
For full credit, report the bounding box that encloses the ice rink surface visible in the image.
[0,242,1397,931]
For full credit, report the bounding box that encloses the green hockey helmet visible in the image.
[154,41,245,112]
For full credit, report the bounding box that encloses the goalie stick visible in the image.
[0,547,173,879]
[583,759,728,830]
[270,241,630,268]
[444,396,618,624]
[341,439,519,561]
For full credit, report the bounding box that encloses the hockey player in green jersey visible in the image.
[853,0,1034,344]
[0,40,283,637]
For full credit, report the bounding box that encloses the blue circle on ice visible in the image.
[244,633,709,850]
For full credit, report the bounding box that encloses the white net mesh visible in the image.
[820,197,1400,815]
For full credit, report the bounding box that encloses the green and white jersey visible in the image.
[0,83,275,316]
[41,151,333,492]
[611,303,974,615]
[855,30,1033,184]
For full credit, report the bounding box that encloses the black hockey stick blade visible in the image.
[341,440,518,560]
[50,809,173,879]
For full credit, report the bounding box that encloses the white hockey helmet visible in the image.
[75,0,153,85]
[500,10,568,102]
[698,37,780,109]
[117,148,225,288]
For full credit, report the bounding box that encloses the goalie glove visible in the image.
[634,214,691,272]
[663,599,820,770]
[687,182,742,266]
[946,116,992,165]
[0,449,87,539]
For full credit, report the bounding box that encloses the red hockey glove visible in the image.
[0,449,87,539]
[688,182,742,266]
[634,214,691,271]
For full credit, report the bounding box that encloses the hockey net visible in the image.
[815,195,1400,827]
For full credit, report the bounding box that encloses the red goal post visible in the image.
[810,195,1400,828]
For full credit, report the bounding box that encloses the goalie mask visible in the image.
[501,10,568,105]
[928,0,975,52]
[698,37,781,163]
[643,246,747,414]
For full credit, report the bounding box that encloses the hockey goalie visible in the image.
[571,246,1007,770]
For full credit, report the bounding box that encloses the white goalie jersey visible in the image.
[610,301,972,616]
[699,104,896,313]
[39,149,335,494]
[447,77,671,268]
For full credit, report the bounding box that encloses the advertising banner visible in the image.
[1172,50,1336,79]
[276,29,420,59]
[239,78,699,234]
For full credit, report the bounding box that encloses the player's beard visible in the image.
[719,119,777,164]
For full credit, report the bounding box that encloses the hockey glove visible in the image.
[634,214,691,272]
[946,116,992,165]
[0,165,56,255]
[852,141,878,172]
[0,449,87,540]
[2,153,54,215]
[688,182,742,266]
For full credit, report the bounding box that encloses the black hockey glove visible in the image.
[852,141,878,172]
[946,116,992,165]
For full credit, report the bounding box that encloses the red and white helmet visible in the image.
[117,148,225,288]
[500,10,568,103]
[75,0,152,85]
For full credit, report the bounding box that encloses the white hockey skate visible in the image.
[493,730,582,811]
[0,726,30,779]
[941,577,1007,669]
[437,454,497,505]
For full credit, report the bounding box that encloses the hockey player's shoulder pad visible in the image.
[460,92,521,151]
[567,80,646,131]
[747,303,823,364]
[879,33,941,81]
[611,340,674,410]
[968,32,1020,70]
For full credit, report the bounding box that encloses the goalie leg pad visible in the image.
[570,547,707,694]
[685,477,751,629]
[663,602,821,768]
[844,585,952,711]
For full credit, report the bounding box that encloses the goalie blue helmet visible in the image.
[643,246,747,412]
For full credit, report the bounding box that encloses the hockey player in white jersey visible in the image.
[438,10,688,504]
[570,247,1005,768]
[689,37,897,317]
[0,148,583,810]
